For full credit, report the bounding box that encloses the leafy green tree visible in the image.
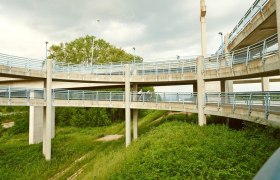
[48,35,142,64]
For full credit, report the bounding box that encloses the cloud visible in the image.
[0,0,258,60]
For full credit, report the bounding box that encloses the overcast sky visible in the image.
[1,0,278,92]
[0,0,256,60]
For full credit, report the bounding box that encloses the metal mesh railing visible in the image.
[204,34,278,71]
[131,92,197,104]
[131,56,197,76]
[0,87,45,99]
[0,53,46,71]
[205,92,280,118]
[228,0,270,44]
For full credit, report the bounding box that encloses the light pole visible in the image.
[91,19,101,66]
[91,37,94,66]
[133,47,136,63]
[45,41,48,60]
[218,32,223,45]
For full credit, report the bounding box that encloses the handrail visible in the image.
[0,35,277,76]
[204,34,278,71]
[205,92,280,118]
[228,0,270,44]
[0,53,46,71]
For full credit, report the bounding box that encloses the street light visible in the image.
[45,41,48,60]
[218,32,223,45]
[133,47,136,63]
[91,19,101,66]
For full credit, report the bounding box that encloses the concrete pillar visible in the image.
[29,93,55,145]
[200,0,207,57]
[133,109,138,140]
[29,106,43,144]
[193,83,198,92]
[261,77,270,91]
[132,84,138,140]
[197,56,206,125]
[276,0,280,57]
[52,107,55,138]
[125,64,131,147]
[43,59,52,160]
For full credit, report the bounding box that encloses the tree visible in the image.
[49,35,149,127]
[48,35,142,64]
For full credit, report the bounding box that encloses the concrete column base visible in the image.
[133,109,138,140]
[29,106,55,144]
[29,106,44,144]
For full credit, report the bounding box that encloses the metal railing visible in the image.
[228,0,270,44]
[53,61,125,76]
[53,90,125,101]
[204,34,278,71]
[0,87,45,99]
[131,92,197,104]
[131,56,197,76]
[205,92,280,119]
[0,53,46,71]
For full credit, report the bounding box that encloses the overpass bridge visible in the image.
[0,0,280,160]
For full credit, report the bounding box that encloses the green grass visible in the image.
[0,111,279,179]
[79,121,280,179]
[0,110,164,179]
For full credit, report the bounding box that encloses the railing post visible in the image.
[265,93,270,119]
[248,93,252,115]
[232,93,236,112]
[218,93,221,109]
[231,52,234,68]
[181,61,184,74]
[8,86,11,100]
[67,90,70,101]
[262,39,267,64]
[246,46,250,66]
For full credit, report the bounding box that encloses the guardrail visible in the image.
[131,56,197,76]
[0,87,45,99]
[0,34,277,78]
[131,92,197,104]
[228,0,270,44]
[53,90,125,101]
[205,92,280,119]
[0,53,46,71]
[204,34,278,71]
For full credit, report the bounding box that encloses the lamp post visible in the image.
[218,32,223,45]
[45,41,48,60]
[91,37,94,66]
[133,47,136,64]
[91,19,101,66]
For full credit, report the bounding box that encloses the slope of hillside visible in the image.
[79,120,280,179]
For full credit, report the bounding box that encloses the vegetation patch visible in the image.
[79,121,280,179]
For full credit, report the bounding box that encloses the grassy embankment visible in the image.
[0,110,166,179]
[0,111,279,179]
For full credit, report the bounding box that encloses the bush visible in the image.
[162,113,198,124]
[56,107,111,128]
[7,112,29,135]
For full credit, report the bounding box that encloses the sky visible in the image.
[0,0,278,92]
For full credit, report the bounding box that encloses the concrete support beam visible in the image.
[132,84,138,140]
[43,59,53,160]
[197,56,206,125]
[125,64,131,147]
[29,106,43,144]
[193,83,198,92]
[200,0,207,57]
[261,77,270,91]
[276,0,280,58]
[133,109,138,140]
